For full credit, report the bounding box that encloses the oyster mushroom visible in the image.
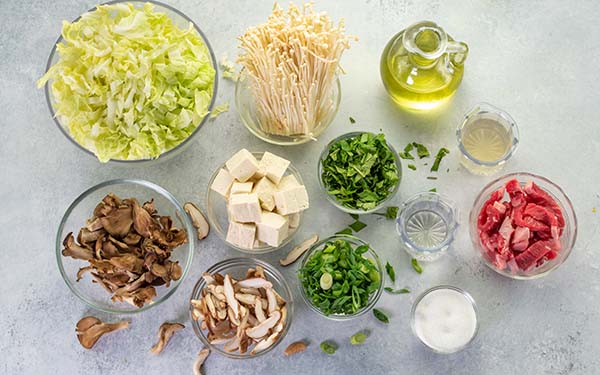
[184,202,210,240]
[99,206,133,238]
[62,233,93,260]
[150,322,185,355]
[193,348,210,375]
[75,316,129,349]
[132,200,156,238]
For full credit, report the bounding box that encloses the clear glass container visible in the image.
[235,69,341,145]
[411,285,479,354]
[380,20,468,112]
[457,103,520,175]
[318,132,402,214]
[42,0,218,164]
[396,192,459,261]
[56,179,195,314]
[298,234,383,321]
[189,258,293,359]
[205,152,304,254]
[470,172,577,280]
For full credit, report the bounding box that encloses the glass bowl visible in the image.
[410,285,479,354]
[206,152,304,254]
[42,0,218,164]
[235,69,341,145]
[56,179,195,314]
[318,132,402,214]
[469,172,577,280]
[457,102,520,176]
[396,192,459,262]
[298,234,383,321]
[189,258,293,359]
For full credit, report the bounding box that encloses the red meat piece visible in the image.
[498,216,514,255]
[515,239,557,270]
[506,179,526,207]
[513,204,549,232]
[512,226,530,251]
[478,186,506,229]
[524,203,558,227]
[523,181,565,228]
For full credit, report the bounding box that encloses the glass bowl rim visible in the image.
[410,285,479,354]
[55,178,195,314]
[396,191,460,254]
[188,257,294,359]
[205,151,304,254]
[456,102,520,167]
[297,234,384,321]
[468,171,578,280]
[317,131,402,214]
[42,0,219,164]
[235,68,342,146]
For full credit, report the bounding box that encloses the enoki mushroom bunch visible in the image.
[238,2,355,137]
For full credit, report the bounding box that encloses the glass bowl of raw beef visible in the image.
[469,172,577,279]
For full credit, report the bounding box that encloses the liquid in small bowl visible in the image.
[411,285,479,354]
[457,103,519,175]
[396,192,458,261]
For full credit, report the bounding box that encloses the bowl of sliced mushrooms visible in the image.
[190,258,293,358]
[56,179,195,314]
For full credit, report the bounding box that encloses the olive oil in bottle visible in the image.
[380,21,468,112]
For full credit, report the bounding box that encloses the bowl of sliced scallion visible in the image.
[298,234,383,320]
[318,132,402,214]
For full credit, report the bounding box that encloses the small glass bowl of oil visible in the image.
[396,192,459,261]
[456,103,520,175]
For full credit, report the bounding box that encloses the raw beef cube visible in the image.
[513,204,549,232]
[515,239,556,270]
[478,186,506,227]
[506,179,526,207]
[498,216,514,255]
[511,226,530,251]
[524,203,559,227]
[523,181,565,228]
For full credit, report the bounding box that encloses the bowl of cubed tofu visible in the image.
[206,149,309,254]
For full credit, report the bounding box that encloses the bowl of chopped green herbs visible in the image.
[298,234,383,320]
[318,132,401,214]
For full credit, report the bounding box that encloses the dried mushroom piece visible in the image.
[193,348,210,375]
[280,234,319,266]
[284,340,307,356]
[75,316,129,349]
[184,202,210,240]
[191,267,287,355]
[62,193,187,308]
[150,322,185,355]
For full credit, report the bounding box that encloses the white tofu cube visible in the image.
[274,185,309,215]
[226,221,256,249]
[277,174,300,191]
[252,177,277,211]
[253,238,267,248]
[230,182,253,195]
[287,213,300,229]
[225,149,259,182]
[229,193,262,223]
[256,212,289,247]
[210,168,235,198]
[258,152,290,184]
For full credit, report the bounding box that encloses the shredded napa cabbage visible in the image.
[37,3,215,162]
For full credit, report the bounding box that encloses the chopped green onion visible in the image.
[411,258,423,274]
[384,287,410,294]
[349,220,367,232]
[350,332,367,345]
[385,262,396,282]
[373,308,389,323]
[431,147,450,172]
[320,341,337,355]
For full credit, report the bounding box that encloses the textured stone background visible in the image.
[2,0,600,374]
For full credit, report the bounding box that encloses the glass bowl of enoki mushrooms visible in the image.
[235,3,354,145]
[189,258,293,358]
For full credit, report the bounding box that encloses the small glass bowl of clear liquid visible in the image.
[457,103,519,176]
[396,192,459,261]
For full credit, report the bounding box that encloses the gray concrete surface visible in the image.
[2,0,600,374]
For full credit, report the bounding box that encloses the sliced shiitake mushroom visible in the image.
[284,341,307,356]
[193,348,210,375]
[184,202,210,240]
[280,234,319,266]
[150,322,185,355]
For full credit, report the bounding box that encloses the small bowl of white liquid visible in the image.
[411,285,479,354]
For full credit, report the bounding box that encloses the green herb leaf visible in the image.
[350,332,367,345]
[373,308,389,323]
[349,220,367,232]
[385,206,399,219]
[349,116,356,124]
[384,287,410,294]
[411,258,423,274]
[431,147,450,172]
[408,164,416,171]
[429,188,437,192]
[349,213,360,220]
[320,341,337,355]
[427,176,438,180]
[321,133,399,211]
[385,262,396,282]
[398,143,415,160]
[412,142,430,158]
[336,228,353,235]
